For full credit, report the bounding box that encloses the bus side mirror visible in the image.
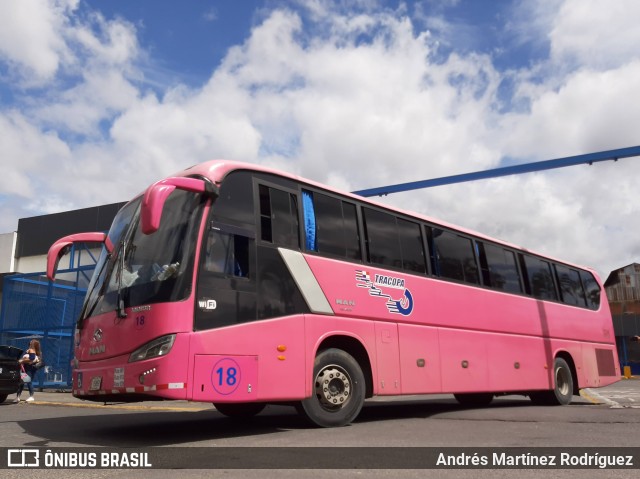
[141,177,218,235]
[47,232,107,281]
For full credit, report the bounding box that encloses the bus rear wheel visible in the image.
[298,348,366,427]
[213,402,266,418]
[454,393,494,407]
[529,357,574,406]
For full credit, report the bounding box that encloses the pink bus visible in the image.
[47,161,619,427]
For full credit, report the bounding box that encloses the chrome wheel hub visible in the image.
[315,365,351,410]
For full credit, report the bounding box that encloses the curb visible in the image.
[15,398,211,412]
[579,388,623,408]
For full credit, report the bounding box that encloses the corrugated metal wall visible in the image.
[606,264,640,302]
[606,264,640,374]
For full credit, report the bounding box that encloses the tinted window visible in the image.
[363,208,402,269]
[478,242,522,293]
[342,202,361,260]
[555,264,587,307]
[397,219,426,274]
[195,221,257,330]
[580,270,601,310]
[302,190,361,260]
[85,191,205,320]
[521,255,557,300]
[202,227,251,278]
[431,228,479,284]
[259,185,299,248]
[314,192,343,256]
[213,171,255,225]
[259,185,272,242]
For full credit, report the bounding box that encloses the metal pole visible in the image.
[352,146,640,197]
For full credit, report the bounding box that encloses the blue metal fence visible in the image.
[0,245,97,389]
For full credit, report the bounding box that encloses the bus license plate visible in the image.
[89,376,102,391]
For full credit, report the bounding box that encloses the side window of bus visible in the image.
[477,241,522,293]
[555,264,587,307]
[302,190,361,260]
[363,210,424,273]
[259,185,299,249]
[363,208,402,269]
[397,218,426,274]
[520,255,558,301]
[580,270,601,310]
[430,228,480,284]
[202,227,251,278]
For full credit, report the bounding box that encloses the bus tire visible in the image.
[529,357,574,406]
[298,348,366,427]
[454,393,494,407]
[213,402,266,418]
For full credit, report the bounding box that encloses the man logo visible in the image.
[92,328,103,342]
[198,299,217,311]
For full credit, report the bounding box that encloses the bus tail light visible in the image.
[129,334,176,362]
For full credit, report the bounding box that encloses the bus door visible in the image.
[195,222,257,330]
[374,322,401,394]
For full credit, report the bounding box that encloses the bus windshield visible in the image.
[79,189,205,324]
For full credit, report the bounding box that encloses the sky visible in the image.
[1,0,639,278]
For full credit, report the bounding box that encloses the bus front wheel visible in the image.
[213,402,266,418]
[530,357,574,406]
[298,348,366,427]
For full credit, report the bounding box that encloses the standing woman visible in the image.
[13,339,42,403]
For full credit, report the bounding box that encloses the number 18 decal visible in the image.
[135,315,145,330]
[212,358,241,395]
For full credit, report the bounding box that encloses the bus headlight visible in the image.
[128,334,176,362]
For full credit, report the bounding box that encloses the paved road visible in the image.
[1,379,639,478]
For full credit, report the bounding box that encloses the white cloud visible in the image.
[502,61,640,158]
[550,0,640,70]
[203,8,218,22]
[71,11,139,66]
[0,112,70,197]
[35,68,140,135]
[0,0,78,84]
